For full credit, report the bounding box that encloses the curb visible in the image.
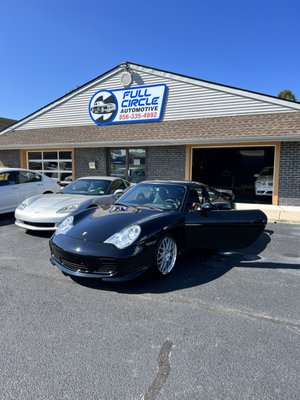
[236,203,300,224]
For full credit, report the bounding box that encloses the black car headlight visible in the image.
[104,225,141,249]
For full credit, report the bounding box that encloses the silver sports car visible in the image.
[15,176,130,231]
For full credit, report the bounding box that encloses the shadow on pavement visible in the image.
[25,230,53,239]
[67,230,298,294]
[0,212,15,227]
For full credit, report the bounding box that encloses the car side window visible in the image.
[207,188,221,202]
[191,185,209,203]
[1,171,20,185]
[107,181,118,194]
[107,180,125,194]
[118,180,126,190]
[19,171,42,184]
[33,173,42,182]
[195,187,208,203]
[0,173,9,186]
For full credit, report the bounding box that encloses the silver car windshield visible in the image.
[61,179,110,196]
[260,167,273,176]
[116,183,186,211]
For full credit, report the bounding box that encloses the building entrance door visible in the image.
[109,148,146,183]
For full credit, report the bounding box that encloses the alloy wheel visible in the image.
[156,235,177,275]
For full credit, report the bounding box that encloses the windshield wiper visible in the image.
[138,204,163,211]
[114,202,161,211]
[114,202,130,207]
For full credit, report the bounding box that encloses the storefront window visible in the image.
[28,152,42,160]
[109,148,145,183]
[27,150,73,181]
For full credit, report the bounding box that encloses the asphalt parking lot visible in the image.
[0,213,299,400]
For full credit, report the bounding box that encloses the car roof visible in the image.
[76,176,123,181]
[0,171,123,179]
[138,180,204,187]
[0,167,42,173]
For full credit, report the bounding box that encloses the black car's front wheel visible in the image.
[153,234,177,276]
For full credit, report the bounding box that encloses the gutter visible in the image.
[1,135,300,150]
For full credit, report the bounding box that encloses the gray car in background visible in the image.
[15,176,130,231]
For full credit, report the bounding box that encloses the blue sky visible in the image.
[1,0,299,120]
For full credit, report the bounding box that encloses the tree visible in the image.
[278,90,297,101]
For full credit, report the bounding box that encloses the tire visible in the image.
[152,234,177,276]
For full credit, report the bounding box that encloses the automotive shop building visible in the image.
[0,62,299,206]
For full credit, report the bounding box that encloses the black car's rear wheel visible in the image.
[153,234,177,276]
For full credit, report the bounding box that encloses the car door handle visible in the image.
[37,183,43,186]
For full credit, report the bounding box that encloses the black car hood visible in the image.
[66,204,171,243]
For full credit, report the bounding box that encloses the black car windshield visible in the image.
[116,183,186,210]
[61,179,110,196]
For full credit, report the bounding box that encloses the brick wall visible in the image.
[74,148,107,178]
[0,150,20,167]
[146,146,186,180]
[278,142,300,206]
[75,146,186,181]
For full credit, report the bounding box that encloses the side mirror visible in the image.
[254,174,259,178]
[114,189,125,198]
[201,202,217,211]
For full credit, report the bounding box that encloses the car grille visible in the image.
[59,257,117,276]
[52,246,118,276]
[22,220,56,228]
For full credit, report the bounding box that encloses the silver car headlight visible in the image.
[104,225,141,249]
[55,216,74,235]
[17,200,29,210]
[56,204,79,213]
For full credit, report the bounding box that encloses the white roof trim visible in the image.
[129,63,300,110]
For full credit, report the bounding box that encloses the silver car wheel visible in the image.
[156,235,177,275]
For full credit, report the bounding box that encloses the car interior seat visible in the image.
[153,187,168,203]
[7,173,18,185]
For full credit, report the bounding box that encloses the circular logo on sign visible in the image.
[89,90,118,126]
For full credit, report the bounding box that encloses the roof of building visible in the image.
[0,117,17,131]
[0,112,299,149]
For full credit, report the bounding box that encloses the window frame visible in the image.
[26,149,74,181]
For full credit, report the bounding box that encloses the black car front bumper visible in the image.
[49,234,154,281]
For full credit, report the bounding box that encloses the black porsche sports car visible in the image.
[49,181,267,281]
